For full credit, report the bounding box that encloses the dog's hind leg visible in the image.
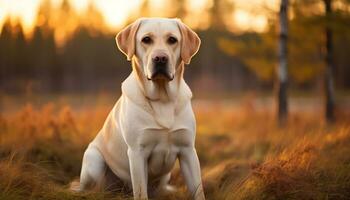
[71,146,106,192]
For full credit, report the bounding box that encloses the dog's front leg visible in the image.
[128,149,148,200]
[179,147,205,200]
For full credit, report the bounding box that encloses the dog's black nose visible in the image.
[153,54,168,64]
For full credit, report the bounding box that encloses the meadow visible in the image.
[1,93,350,200]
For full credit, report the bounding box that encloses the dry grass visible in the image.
[1,95,350,200]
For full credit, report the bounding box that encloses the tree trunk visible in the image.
[277,0,289,125]
[324,0,335,123]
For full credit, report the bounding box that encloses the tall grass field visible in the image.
[1,94,350,200]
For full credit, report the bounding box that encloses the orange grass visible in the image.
[0,96,350,200]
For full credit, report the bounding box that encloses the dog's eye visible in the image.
[167,36,178,45]
[141,36,152,44]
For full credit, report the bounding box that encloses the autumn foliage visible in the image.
[1,95,349,199]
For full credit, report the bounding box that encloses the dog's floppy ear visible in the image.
[176,19,201,65]
[116,19,142,61]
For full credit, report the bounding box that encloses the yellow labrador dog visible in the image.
[74,18,205,200]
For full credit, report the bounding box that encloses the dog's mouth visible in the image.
[147,65,174,81]
[148,71,173,81]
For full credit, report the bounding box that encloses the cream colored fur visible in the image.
[74,18,205,200]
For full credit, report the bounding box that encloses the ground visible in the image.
[1,93,350,200]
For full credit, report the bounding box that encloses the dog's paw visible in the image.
[163,184,177,193]
[69,180,81,192]
[158,184,177,196]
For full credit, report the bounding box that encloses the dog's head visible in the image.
[116,18,200,82]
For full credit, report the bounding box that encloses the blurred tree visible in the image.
[83,2,106,32]
[12,23,28,80]
[218,31,276,82]
[277,0,289,124]
[209,0,234,31]
[196,0,240,92]
[323,0,335,122]
[175,0,187,19]
[32,0,59,91]
[219,0,350,89]
[0,20,29,90]
[0,19,13,87]
[294,0,350,122]
[1,0,350,96]
[54,0,80,46]
[288,1,324,85]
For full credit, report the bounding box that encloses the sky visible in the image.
[0,0,279,36]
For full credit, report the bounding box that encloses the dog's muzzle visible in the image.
[148,54,174,81]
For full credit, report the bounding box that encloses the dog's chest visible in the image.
[140,129,191,176]
[148,141,177,176]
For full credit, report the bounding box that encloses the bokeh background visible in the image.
[1,1,350,200]
[1,0,349,96]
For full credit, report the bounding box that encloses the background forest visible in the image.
[1,0,349,95]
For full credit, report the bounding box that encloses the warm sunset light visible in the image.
[93,0,140,29]
[233,10,268,32]
[0,0,42,35]
[0,0,279,39]
[1,0,350,199]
